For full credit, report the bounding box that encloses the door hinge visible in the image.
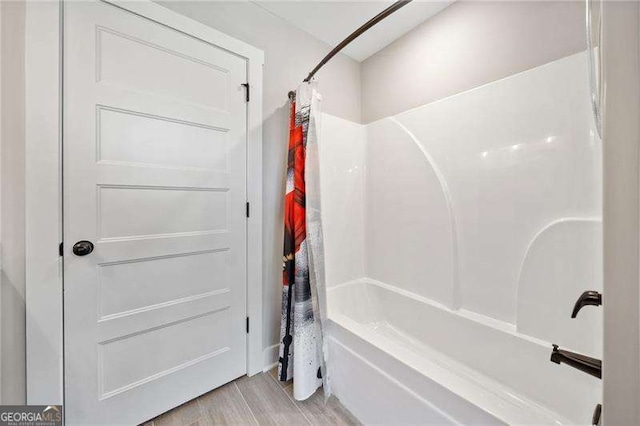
[246,202,250,218]
[241,83,250,102]
[246,317,250,333]
[59,242,64,257]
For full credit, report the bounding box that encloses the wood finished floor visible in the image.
[144,368,361,426]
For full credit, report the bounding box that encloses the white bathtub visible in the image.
[327,279,601,425]
[320,52,602,425]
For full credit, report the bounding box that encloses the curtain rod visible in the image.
[288,0,413,101]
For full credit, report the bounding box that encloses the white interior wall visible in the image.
[157,1,362,367]
[361,0,586,123]
[0,0,26,405]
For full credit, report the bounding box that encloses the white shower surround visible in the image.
[320,51,602,424]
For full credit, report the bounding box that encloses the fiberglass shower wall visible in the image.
[321,49,602,360]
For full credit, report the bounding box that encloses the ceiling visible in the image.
[252,1,455,62]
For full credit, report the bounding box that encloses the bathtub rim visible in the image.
[327,278,577,425]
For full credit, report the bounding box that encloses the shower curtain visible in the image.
[278,82,329,401]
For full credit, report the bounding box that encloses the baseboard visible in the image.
[262,343,279,373]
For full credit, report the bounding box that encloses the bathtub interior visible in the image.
[319,51,602,424]
[328,279,600,424]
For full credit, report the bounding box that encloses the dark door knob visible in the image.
[72,240,94,256]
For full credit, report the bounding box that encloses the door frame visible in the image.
[24,0,264,405]
[601,2,640,423]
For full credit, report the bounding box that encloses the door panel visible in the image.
[97,107,229,171]
[63,2,248,424]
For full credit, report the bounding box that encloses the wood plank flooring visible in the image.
[144,369,361,426]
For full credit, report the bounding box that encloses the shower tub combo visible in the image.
[320,52,602,425]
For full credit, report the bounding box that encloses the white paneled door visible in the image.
[63,2,248,424]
